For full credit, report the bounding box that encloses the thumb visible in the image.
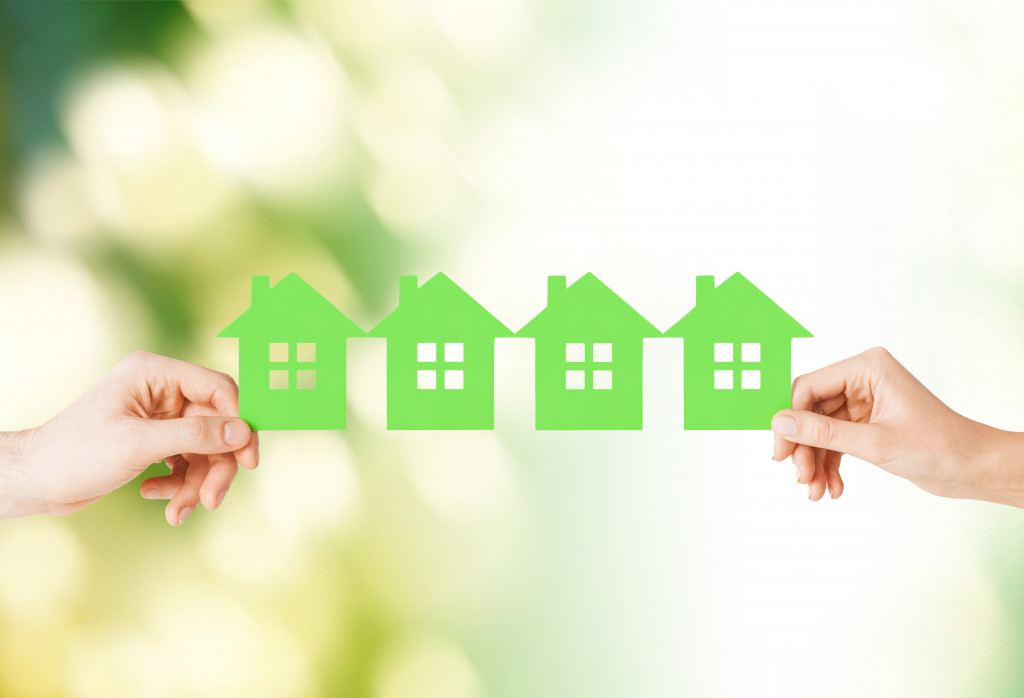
[771,409,884,463]
[131,416,252,463]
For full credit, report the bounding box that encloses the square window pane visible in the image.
[593,343,613,362]
[444,369,464,389]
[417,369,436,389]
[741,370,760,390]
[566,343,585,362]
[593,370,612,389]
[269,343,289,362]
[269,370,289,389]
[297,370,316,389]
[417,343,436,362]
[714,343,733,362]
[297,343,316,362]
[444,342,464,362]
[566,370,585,389]
[714,369,733,390]
[741,343,760,362]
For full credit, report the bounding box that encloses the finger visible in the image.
[771,409,884,463]
[793,444,815,485]
[199,451,238,510]
[129,416,251,464]
[791,354,868,410]
[166,455,212,526]
[774,394,849,463]
[808,447,827,501]
[236,430,259,471]
[824,449,844,499]
[141,454,188,499]
[126,352,241,416]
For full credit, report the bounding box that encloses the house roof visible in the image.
[664,272,812,338]
[368,273,513,339]
[516,273,661,338]
[218,273,364,338]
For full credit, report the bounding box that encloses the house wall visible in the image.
[682,334,792,430]
[534,336,644,430]
[386,337,496,430]
[238,331,348,430]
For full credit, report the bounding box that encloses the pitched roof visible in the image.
[368,273,512,338]
[218,273,364,338]
[516,273,660,338]
[664,272,811,338]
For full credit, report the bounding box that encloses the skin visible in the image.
[771,346,1024,507]
[0,351,259,525]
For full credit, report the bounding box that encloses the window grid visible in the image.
[712,341,760,390]
[564,342,614,390]
[268,341,317,390]
[416,342,465,390]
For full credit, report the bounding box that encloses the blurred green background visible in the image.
[5,1,1024,696]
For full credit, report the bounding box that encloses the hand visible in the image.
[770,346,1024,506]
[0,351,259,524]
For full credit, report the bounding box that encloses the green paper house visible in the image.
[517,273,661,430]
[665,273,812,430]
[369,273,513,430]
[218,273,364,430]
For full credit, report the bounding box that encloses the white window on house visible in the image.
[418,341,465,390]
[444,343,463,362]
[417,369,436,389]
[713,342,762,390]
[741,370,760,390]
[714,370,733,390]
[566,370,585,390]
[297,370,316,390]
[564,342,615,391]
[445,370,463,389]
[270,369,289,390]
[593,370,613,390]
[417,342,436,362]
[269,342,317,390]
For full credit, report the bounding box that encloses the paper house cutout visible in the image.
[217,274,364,430]
[664,273,812,430]
[517,273,661,430]
[368,273,513,430]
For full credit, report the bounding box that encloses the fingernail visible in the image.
[772,415,798,436]
[806,485,812,499]
[142,488,161,499]
[215,489,227,509]
[224,420,248,446]
[178,506,194,526]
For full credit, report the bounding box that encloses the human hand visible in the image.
[0,351,259,524]
[770,347,1024,506]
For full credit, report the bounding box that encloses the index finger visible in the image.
[137,352,241,417]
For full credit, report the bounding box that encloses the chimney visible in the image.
[252,275,270,304]
[695,275,714,304]
[399,275,418,303]
[547,275,567,303]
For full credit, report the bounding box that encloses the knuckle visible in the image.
[179,418,207,448]
[863,346,892,364]
[810,417,835,447]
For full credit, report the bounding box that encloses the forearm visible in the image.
[961,426,1024,509]
[0,429,40,519]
